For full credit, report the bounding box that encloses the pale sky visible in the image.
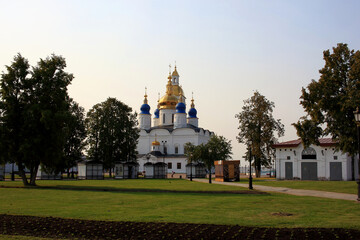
[1,0,360,163]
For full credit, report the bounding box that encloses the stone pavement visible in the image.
[192,179,358,201]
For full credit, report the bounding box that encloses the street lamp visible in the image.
[248,142,253,190]
[353,107,360,201]
[161,141,167,162]
[189,153,193,181]
[208,149,212,184]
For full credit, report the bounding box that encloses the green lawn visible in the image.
[238,178,358,194]
[0,179,360,230]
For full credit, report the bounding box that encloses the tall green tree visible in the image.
[184,142,197,164]
[235,91,284,177]
[293,43,360,180]
[86,98,139,176]
[0,54,30,185]
[0,54,74,185]
[62,99,86,177]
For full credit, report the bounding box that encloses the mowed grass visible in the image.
[0,179,360,230]
[238,178,358,194]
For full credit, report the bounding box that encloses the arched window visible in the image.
[302,147,316,159]
[175,146,179,154]
[163,114,165,124]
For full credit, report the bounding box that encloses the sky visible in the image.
[1,0,360,163]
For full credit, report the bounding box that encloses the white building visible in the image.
[273,138,356,181]
[136,66,213,174]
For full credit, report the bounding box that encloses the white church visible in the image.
[136,66,213,176]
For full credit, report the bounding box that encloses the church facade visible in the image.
[136,66,213,175]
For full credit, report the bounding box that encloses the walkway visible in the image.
[192,179,358,201]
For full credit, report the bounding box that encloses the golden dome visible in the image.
[158,94,178,109]
[152,140,160,146]
[172,66,179,76]
[172,85,184,98]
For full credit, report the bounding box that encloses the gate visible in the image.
[301,162,317,180]
[285,162,293,180]
[330,162,342,181]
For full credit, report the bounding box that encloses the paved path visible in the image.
[192,179,358,201]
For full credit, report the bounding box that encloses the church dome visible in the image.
[154,108,159,118]
[188,107,197,118]
[152,140,160,146]
[176,102,186,113]
[188,97,197,118]
[140,90,150,114]
[159,94,178,109]
[172,85,184,98]
[140,103,150,114]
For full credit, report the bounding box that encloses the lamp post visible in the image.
[353,107,360,201]
[208,149,212,184]
[248,142,253,190]
[162,140,167,178]
[189,153,193,181]
[161,141,167,163]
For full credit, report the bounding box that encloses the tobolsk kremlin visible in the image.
[136,66,213,176]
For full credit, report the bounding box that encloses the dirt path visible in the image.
[192,179,358,201]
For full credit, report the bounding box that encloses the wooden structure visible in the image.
[77,160,104,180]
[114,162,139,179]
[215,160,240,182]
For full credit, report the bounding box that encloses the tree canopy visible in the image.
[0,54,74,185]
[85,97,139,175]
[293,43,360,179]
[293,43,360,156]
[185,135,232,183]
[235,91,284,177]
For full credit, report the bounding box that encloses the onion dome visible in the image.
[176,93,186,113]
[152,140,160,146]
[188,97,197,118]
[172,85,184,97]
[140,89,150,114]
[158,78,177,109]
[154,108,159,118]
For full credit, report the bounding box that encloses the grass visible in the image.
[0,179,360,230]
[237,177,358,194]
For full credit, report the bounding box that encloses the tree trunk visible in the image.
[208,167,212,184]
[255,157,261,178]
[18,163,29,186]
[109,168,112,178]
[67,168,70,178]
[29,164,39,186]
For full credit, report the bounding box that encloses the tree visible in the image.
[190,135,232,184]
[184,142,197,163]
[63,99,86,177]
[235,91,284,177]
[0,54,30,185]
[293,43,360,180]
[86,98,139,176]
[0,54,74,186]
